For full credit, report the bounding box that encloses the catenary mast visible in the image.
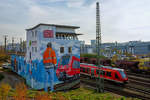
[96,2,104,93]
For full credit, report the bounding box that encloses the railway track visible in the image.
[128,78,150,88]
[127,72,150,78]
[125,84,150,95]
[80,74,150,100]
[128,75,150,84]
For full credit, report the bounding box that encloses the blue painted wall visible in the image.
[11,55,61,89]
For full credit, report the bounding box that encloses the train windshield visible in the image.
[119,71,126,79]
[60,55,70,65]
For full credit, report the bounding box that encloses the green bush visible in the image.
[0,55,10,62]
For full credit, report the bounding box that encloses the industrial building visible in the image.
[80,40,150,56]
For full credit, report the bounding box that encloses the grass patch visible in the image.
[0,73,4,81]
[1,68,12,72]
[1,85,141,100]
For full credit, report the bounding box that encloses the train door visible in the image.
[102,70,106,77]
[81,67,86,73]
[96,69,100,77]
[91,68,95,78]
[106,71,112,80]
[85,67,90,74]
[114,71,120,82]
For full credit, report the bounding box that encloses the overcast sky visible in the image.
[0,0,150,45]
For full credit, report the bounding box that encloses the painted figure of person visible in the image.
[43,42,57,92]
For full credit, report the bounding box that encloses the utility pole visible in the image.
[4,35,8,52]
[20,38,22,52]
[12,37,14,52]
[22,40,24,53]
[96,2,104,93]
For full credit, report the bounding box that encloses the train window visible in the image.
[106,72,111,77]
[83,68,85,72]
[96,70,105,75]
[87,68,90,73]
[115,73,119,79]
[72,60,80,68]
[102,71,105,75]
[96,70,99,75]
[119,71,126,79]
[84,58,88,62]
[92,60,96,64]
[80,67,83,71]
[91,69,94,74]
[60,55,70,65]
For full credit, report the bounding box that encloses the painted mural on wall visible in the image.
[11,24,80,91]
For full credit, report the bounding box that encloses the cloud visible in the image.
[0,0,150,44]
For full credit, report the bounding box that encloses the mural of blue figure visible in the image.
[43,42,57,92]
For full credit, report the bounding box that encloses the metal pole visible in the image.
[96,2,104,93]
[4,35,8,52]
[20,38,22,52]
[12,37,14,52]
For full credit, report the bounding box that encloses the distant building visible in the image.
[6,41,26,52]
[6,43,20,52]
[130,41,150,55]
[81,40,150,56]
[80,40,94,54]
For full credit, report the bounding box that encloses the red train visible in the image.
[56,54,80,81]
[80,63,128,84]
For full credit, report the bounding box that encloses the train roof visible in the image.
[80,63,124,72]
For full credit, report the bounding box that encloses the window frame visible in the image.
[72,60,80,69]
[106,71,111,77]
[60,47,64,53]
[68,47,72,53]
[35,47,37,52]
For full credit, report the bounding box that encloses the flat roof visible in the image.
[26,23,80,31]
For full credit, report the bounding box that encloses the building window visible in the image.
[56,34,58,39]
[35,30,37,37]
[32,31,34,37]
[30,52,31,59]
[32,47,34,52]
[60,47,64,53]
[35,47,37,52]
[148,45,150,51]
[68,47,72,53]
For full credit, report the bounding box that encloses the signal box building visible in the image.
[26,23,81,62]
[11,23,81,90]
